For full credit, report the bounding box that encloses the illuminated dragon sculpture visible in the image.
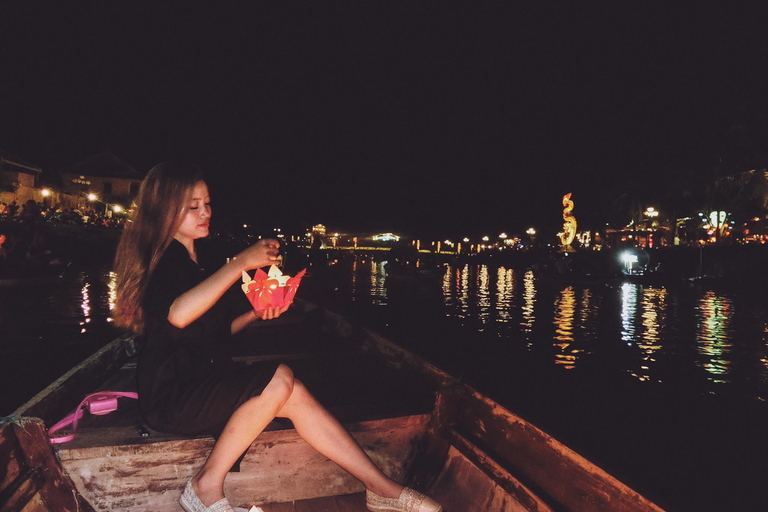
[559,192,577,251]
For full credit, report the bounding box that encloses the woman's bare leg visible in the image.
[275,377,403,499]
[191,364,295,506]
[191,363,402,506]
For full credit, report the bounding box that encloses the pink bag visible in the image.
[48,391,139,444]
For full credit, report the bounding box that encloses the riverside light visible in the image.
[41,189,50,197]
[87,193,97,201]
[372,233,400,242]
[621,252,638,264]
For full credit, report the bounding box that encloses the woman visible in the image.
[113,163,442,512]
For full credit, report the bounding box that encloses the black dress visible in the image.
[138,239,279,435]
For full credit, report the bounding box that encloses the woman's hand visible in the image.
[236,238,280,270]
[257,301,292,321]
[230,301,292,334]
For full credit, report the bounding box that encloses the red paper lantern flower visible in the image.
[241,265,306,312]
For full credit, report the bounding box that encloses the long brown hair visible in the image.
[113,162,204,332]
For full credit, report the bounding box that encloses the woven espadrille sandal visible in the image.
[180,480,236,512]
[366,487,443,512]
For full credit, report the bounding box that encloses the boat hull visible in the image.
[2,301,667,512]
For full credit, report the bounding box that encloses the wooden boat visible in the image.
[1,300,666,512]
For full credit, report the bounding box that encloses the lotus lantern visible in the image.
[242,265,306,312]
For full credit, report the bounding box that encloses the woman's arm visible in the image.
[167,239,279,328]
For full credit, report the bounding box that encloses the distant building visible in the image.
[0,150,43,206]
[58,151,143,208]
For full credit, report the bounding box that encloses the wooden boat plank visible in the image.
[0,416,96,512]
[0,466,45,512]
[294,495,339,512]
[447,429,555,512]
[260,502,297,512]
[13,334,141,424]
[0,432,24,496]
[405,389,455,490]
[453,388,664,512]
[55,415,429,512]
[333,492,367,512]
[431,446,531,512]
[11,492,51,512]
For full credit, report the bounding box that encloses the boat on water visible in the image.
[1,300,666,512]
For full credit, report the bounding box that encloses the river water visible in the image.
[2,253,766,511]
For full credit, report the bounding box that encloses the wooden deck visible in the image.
[246,492,368,512]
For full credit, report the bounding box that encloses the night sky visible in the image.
[3,3,768,238]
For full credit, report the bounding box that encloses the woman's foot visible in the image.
[193,472,228,505]
[366,487,443,512]
[180,479,235,512]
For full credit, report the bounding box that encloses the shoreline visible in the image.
[4,219,768,288]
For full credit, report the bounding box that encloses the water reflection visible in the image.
[0,266,118,349]
[696,290,733,384]
[628,287,667,382]
[553,286,578,369]
[341,258,758,397]
[80,282,91,333]
[371,260,387,306]
[520,269,536,341]
[348,257,387,306]
[496,267,515,324]
[762,324,768,375]
[621,283,639,344]
[477,265,491,328]
[107,271,117,321]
